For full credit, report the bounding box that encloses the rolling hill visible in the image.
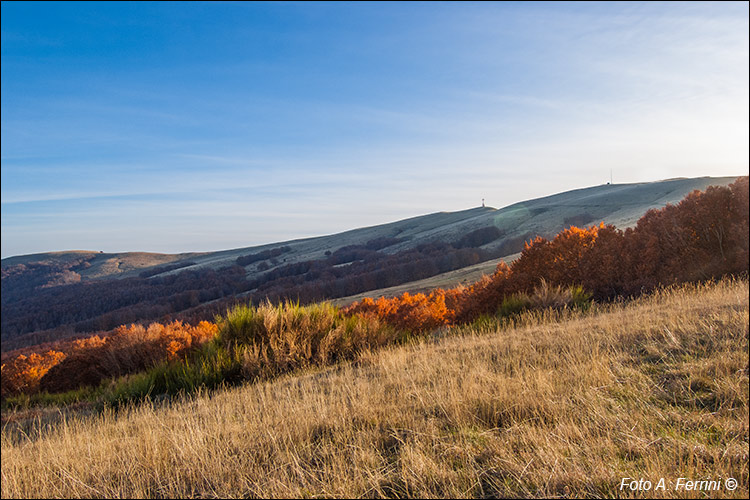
[1,176,740,352]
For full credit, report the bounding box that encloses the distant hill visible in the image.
[1,176,740,351]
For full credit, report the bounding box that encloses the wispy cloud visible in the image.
[2,1,747,258]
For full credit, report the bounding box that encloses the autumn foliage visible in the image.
[347,177,749,331]
[2,178,747,399]
[0,350,67,396]
[346,290,454,333]
[1,320,218,397]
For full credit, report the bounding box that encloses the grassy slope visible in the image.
[2,177,739,282]
[0,250,207,279]
[1,279,748,499]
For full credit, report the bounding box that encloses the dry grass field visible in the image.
[1,278,747,498]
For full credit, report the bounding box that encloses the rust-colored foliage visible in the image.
[1,320,219,397]
[511,225,600,292]
[449,261,513,322]
[4,179,747,398]
[344,261,515,331]
[1,350,67,396]
[346,177,749,331]
[606,177,750,295]
[39,320,219,394]
[579,224,629,298]
[344,290,453,333]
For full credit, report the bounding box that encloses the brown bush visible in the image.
[347,177,749,330]
[31,320,218,395]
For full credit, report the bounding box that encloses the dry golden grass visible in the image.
[2,279,748,498]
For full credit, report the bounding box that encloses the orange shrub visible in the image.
[1,320,220,397]
[511,225,600,292]
[1,350,67,397]
[453,261,513,322]
[344,290,453,333]
[4,178,747,397]
[346,177,748,330]
[73,335,107,350]
[37,320,219,394]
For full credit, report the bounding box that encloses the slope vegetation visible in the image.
[1,176,739,352]
[2,177,746,401]
[2,278,747,498]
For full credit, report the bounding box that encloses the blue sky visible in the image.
[2,1,748,258]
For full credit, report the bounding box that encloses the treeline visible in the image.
[1,266,249,345]
[167,237,505,330]
[2,178,746,401]
[346,177,749,330]
[1,234,503,350]
[247,240,503,304]
[1,255,96,305]
[235,246,291,267]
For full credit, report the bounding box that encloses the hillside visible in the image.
[2,176,739,279]
[2,278,747,498]
[1,176,740,351]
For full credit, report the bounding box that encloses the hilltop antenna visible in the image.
[482,198,485,208]
[610,169,613,185]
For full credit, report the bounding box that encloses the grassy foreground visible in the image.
[1,279,748,498]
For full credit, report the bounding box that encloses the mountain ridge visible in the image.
[2,176,739,279]
[1,175,741,352]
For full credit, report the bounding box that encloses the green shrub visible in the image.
[219,300,398,378]
[497,294,533,318]
[569,285,593,311]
